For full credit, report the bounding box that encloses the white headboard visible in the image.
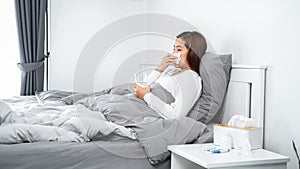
[222,65,267,129]
[221,64,267,148]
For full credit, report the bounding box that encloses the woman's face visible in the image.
[173,38,190,69]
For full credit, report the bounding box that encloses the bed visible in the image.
[0,52,267,169]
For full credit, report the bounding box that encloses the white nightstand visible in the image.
[168,144,290,169]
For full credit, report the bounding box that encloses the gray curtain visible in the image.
[15,0,48,95]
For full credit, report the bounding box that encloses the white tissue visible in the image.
[171,52,181,64]
[228,115,255,128]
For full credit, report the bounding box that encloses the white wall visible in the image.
[50,0,151,91]
[50,0,300,168]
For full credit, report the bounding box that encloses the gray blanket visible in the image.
[0,83,207,164]
[0,101,136,143]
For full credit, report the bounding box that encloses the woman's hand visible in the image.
[134,83,151,100]
[156,53,177,72]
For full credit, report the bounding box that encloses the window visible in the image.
[0,0,20,98]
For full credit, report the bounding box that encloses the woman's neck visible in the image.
[179,66,191,72]
[181,67,191,70]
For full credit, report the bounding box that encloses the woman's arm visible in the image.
[135,85,201,119]
[145,70,162,85]
[143,92,183,119]
[140,73,202,119]
[134,82,183,119]
[134,83,151,100]
[145,53,177,85]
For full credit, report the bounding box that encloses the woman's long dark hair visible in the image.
[176,31,207,76]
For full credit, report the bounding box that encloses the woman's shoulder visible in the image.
[187,70,202,85]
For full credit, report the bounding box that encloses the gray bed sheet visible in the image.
[0,139,170,169]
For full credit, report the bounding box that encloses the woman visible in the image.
[134,31,207,119]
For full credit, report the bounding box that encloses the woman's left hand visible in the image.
[134,83,151,100]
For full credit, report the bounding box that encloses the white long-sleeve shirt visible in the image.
[143,67,202,119]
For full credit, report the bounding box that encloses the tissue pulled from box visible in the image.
[228,115,255,128]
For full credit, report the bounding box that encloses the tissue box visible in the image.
[213,124,263,150]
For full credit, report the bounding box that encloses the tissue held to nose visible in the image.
[171,52,181,64]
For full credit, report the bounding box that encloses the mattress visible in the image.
[0,139,170,169]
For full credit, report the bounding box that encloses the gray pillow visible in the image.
[187,52,232,124]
